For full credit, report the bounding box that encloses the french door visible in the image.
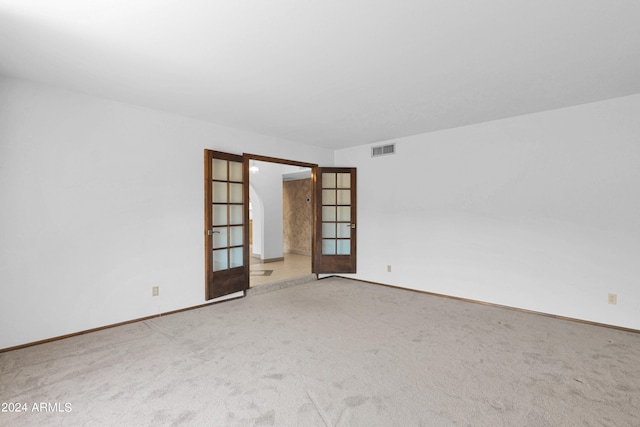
[205,150,357,300]
[204,150,249,300]
[314,167,357,274]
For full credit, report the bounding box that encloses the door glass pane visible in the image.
[229,183,243,203]
[229,226,243,246]
[322,223,336,238]
[323,173,336,188]
[213,249,228,271]
[337,223,351,238]
[337,190,350,205]
[212,205,227,226]
[322,239,336,255]
[212,227,227,249]
[337,173,351,188]
[229,161,243,182]
[208,152,248,289]
[212,159,227,181]
[229,205,243,224]
[229,247,243,268]
[316,168,356,271]
[212,182,227,203]
[337,239,351,255]
[322,206,336,221]
[337,206,350,222]
[322,189,336,205]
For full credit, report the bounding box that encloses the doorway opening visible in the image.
[205,149,356,301]
[247,156,315,288]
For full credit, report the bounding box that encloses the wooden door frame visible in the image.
[204,150,250,300]
[314,167,357,274]
[206,151,358,300]
[243,154,319,275]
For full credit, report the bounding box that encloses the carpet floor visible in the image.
[1,277,639,426]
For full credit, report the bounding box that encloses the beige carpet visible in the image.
[1,277,639,426]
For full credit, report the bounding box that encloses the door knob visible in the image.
[206,230,221,235]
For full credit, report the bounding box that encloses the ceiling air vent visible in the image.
[371,143,396,157]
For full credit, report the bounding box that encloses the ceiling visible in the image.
[1,1,639,149]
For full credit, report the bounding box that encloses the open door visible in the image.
[204,150,249,300]
[314,167,357,274]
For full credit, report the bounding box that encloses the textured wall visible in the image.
[283,179,313,255]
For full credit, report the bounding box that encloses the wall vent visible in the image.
[371,143,396,157]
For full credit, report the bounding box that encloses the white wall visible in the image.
[3,75,638,349]
[249,185,263,256]
[335,94,640,330]
[0,77,333,349]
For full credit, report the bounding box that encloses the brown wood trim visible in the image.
[0,295,245,354]
[243,155,251,283]
[204,149,212,300]
[244,153,318,168]
[323,276,640,335]
[350,168,357,271]
[206,150,248,300]
[245,153,318,281]
[314,168,357,274]
[313,168,323,273]
[209,149,243,161]
[311,167,317,274]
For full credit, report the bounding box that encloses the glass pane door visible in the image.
[314,167,357,274]
[205,150,248,300]
[212,158,245,271]
[321,172,352,255]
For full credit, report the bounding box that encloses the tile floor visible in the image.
[250,252,313,287]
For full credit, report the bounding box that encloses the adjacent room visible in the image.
[248,160,315,289]
[1,1,639,425]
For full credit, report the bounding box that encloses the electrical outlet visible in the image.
[152,286,159,297]
[387,265,392,272]
[608,293,617,305]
